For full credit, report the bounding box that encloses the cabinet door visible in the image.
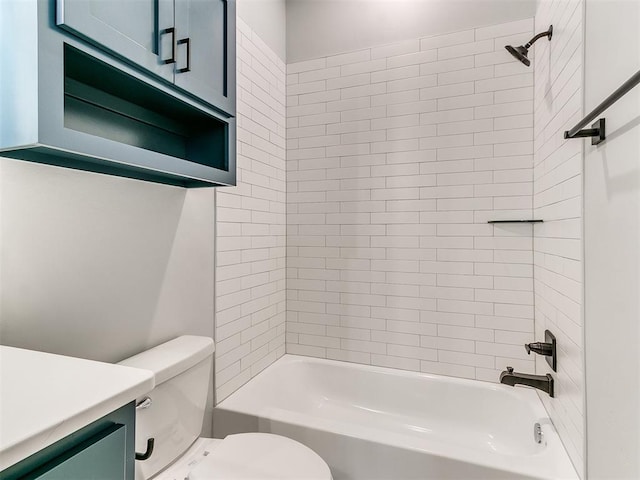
[24,424,127,480]
[56,0,175,82]
[173,0,235,114]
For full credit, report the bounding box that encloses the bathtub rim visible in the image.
[216,354,579,480]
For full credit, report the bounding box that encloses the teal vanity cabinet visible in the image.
[0,404,135,480]
[0,0,236,187]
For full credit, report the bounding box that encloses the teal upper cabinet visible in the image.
[0,0,236,188]
[56,0,175,83]
[174,0,235,114]
[56,0,235,115]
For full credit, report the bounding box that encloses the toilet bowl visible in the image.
[154,435,332,480]
[119,336,332,480]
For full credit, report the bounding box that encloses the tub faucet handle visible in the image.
[525,342,553,356]
[506,366,514,374]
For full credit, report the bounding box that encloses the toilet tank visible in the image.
[119,336,215,480]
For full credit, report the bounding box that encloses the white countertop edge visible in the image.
[0,373,153,471]
[0,345,154,472]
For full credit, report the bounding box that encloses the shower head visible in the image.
[504,25,553,67]
[505,45,530,66]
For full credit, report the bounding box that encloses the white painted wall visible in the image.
[286,0,536,63]
[0,161,215,362]
[0,159,215,434]
[583,0,640,478]
[238,0,287,61]
[0,159,216,430]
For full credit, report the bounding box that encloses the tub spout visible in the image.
[499,366,554,397]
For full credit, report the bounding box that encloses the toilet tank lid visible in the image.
[118,336,214,385]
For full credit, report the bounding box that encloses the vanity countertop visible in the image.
[0,345,154,471]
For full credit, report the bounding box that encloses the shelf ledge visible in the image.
[487,220,544,224]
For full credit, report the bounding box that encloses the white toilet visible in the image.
[119,336,332,480]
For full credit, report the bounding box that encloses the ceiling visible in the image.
[286,0,537,63]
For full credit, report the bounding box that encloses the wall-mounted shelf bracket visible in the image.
[487,220,544,224]
[564,118,606,145]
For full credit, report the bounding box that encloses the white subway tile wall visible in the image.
[286,19,537,382]
[534,1,584,477]
[215,19,287,402]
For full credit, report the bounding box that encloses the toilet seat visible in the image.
[189,433,332,480]
[154,434,332,480]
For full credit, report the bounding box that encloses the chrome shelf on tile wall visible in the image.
[487,220,544,224]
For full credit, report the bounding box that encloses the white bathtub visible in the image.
[214,355,578,480]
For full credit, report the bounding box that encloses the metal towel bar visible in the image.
[564,69,640,145]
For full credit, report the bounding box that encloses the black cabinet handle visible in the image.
[135,438,155,461]
[160,27,176,64]
[177,37,191,73]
